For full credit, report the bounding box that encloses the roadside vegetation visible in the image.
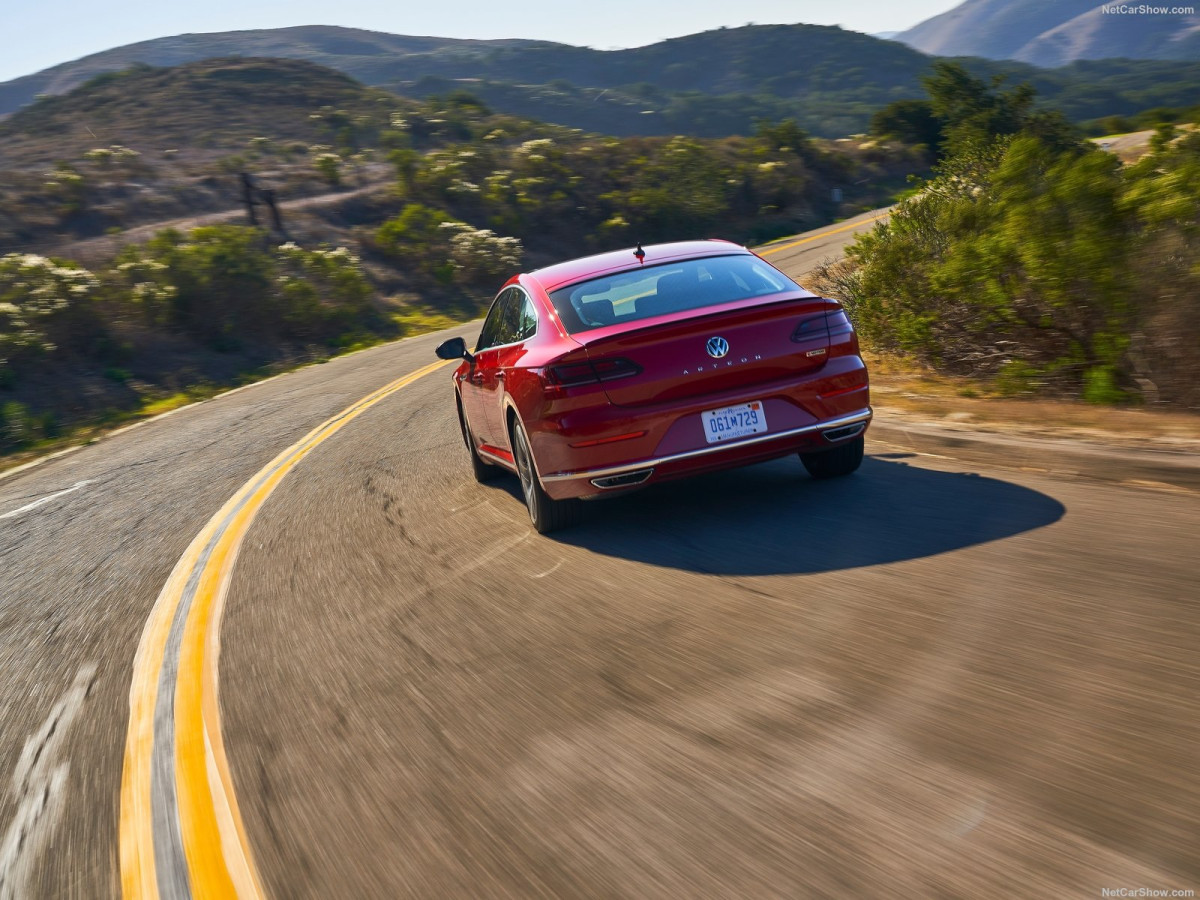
[0,59,919,458]
[0,230,377,452]
[819,63,1200,408]
[1078,103,1200,139]
[5,53,1197,463]
[371,116,914,265]
[0,59,569,251]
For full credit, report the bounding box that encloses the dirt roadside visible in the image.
[866,354,1200,452]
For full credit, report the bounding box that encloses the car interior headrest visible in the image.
[579,298,616,325]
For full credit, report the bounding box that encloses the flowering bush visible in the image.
[84,145,141,168]
[0,254,98,368]
[514,138,554,159]
[110,254,176,324]
[312,151,343,186]
[275,242,371,336]
[116,227,375,346]
[0,228,383,451]
[43,164,87,214]
[441,224,523,282]
[376,205,523,286]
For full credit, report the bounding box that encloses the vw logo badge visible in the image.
[706,336,730,359]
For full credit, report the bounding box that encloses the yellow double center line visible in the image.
[120,358,452,899]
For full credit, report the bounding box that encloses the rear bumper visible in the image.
[540,407,871,499]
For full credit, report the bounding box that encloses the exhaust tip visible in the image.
[590,469,654,490]
[822,423,866,443]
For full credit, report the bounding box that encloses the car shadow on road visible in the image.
[544,456,1066,575]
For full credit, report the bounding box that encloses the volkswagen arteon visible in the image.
[435,240,871,533]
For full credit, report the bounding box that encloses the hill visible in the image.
[0,56,918,257]
[0,24,933,138]
[1,23,928,111]
[0,26,547,115]
[4,23,1200,139]
[0,57,399,167]
[897,0,1200,67]
[0,58,566,251]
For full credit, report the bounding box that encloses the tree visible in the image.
[389,148,420,197]
[869,99,945,160]
[313,151,343,187]
[923,62,1036,157]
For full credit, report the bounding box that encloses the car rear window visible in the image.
[548,254,800,335]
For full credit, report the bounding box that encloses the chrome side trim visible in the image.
[541,408,872,484]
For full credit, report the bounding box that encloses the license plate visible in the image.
[701,401,768,444]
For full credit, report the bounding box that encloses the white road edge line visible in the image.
[0,480,93,521]
[0,664,97,900]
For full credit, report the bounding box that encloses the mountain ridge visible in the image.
[896,0,1200,66]
[0,25,555,115]
[4,23,1200,140]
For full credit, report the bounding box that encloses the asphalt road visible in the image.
[755,206,890,282]
[1,214,1197,898]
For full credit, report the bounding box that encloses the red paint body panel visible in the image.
[448,240,871,500]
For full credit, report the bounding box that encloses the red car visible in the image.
[435,240,871,533]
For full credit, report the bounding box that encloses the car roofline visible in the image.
[527,241,751,293]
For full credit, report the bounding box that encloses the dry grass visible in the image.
[865,350,1200,449]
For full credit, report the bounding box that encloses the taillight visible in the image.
[791,314,827,342]
[591,358,642,381]
[826,309,854,336]
[546,362,598,387]
[547,357,642,386]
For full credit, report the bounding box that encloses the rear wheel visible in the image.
[511,417,581,534]
[457,398,500,483]
[800,435,864,479]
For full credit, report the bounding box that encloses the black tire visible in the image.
[510,416,581,534]
[800,435,864,479]
[457,397,500,483]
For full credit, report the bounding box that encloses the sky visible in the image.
[1,0,963,83]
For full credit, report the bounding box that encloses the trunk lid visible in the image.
[572,293,835,408]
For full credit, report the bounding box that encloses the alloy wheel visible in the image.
[513,424,537,513]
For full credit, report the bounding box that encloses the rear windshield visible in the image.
[548,254,800,335]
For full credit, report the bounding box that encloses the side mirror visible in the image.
[435,336,472,363]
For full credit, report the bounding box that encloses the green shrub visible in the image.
[376,204,523,287]
[1082,365,1129,405]
[0,401,30,449]
[139,226,274,345]
[112,226,374,346]
[38,411,59,439]
[819,80,1200,405]
[313,151,343,186]
[0,253,99,372]
[43,164,87,215]
[275,242,372,338]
